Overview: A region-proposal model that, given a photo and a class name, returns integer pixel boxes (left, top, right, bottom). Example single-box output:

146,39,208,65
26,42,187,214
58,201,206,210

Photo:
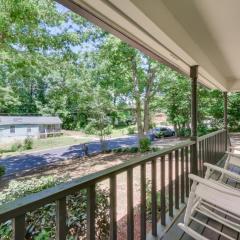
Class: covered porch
1,0,240,239
163,138,240,240
0,129,230,239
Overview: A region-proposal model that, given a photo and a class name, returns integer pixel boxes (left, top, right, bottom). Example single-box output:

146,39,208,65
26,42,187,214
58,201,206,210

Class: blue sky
53,2,103,53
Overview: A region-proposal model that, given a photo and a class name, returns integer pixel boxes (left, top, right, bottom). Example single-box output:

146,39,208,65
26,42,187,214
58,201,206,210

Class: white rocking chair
204,162,240,186
224,151,240,169
178,174,240,240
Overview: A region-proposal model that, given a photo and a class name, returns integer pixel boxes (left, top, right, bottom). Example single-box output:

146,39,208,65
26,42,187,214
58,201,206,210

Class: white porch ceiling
64,0,240,92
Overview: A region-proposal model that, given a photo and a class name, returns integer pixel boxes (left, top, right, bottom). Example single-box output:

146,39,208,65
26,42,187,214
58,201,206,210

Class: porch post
223,92,228,150
190,65,198,175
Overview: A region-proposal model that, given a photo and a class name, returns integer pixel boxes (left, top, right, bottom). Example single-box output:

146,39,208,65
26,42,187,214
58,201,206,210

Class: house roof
0,116,62,126
63,0,240,91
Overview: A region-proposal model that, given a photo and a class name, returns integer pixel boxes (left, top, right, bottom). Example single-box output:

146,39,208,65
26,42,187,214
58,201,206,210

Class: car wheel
172,132,175,136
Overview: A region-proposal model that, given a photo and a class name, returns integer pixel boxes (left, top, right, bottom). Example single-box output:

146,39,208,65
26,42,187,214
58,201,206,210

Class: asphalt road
0,135,139,175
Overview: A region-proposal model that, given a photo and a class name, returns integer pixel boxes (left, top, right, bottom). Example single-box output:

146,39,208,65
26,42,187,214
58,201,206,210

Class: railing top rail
0,139,194,222
197,129,226,141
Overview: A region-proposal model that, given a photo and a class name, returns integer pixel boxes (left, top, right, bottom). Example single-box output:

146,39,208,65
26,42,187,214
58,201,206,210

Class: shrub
123,147,130,152
0,175,110,240
0,165,5,177
0,148,13,154
127,126,135,135
129,147,139,153
139,137,151,152
113,148,123,153
24,137,33,150
155,131,164,138
10,142,22,152
178,127,191,137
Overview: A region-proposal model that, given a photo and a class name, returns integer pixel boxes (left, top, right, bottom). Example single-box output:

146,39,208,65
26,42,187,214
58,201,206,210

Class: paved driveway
0,136,139,175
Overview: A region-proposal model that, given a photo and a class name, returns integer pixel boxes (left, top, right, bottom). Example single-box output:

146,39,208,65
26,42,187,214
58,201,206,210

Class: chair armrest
204,163,240,181
226,151,240,158
229,145,240,149
189,174,240,197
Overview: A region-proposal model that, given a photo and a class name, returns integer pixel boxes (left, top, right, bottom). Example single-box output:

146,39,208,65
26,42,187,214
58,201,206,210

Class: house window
27,127,31,133
10,125,15,134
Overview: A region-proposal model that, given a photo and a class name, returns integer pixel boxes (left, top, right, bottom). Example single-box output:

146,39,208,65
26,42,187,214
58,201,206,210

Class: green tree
98,36,169,139
159,73,191,135
84,87,113,150
0,86,19,113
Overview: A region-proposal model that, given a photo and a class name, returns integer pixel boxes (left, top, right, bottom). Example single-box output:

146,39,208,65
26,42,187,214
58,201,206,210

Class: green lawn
111,125,136,138
32,136,94,150
0,127,134,156
0,135,95,156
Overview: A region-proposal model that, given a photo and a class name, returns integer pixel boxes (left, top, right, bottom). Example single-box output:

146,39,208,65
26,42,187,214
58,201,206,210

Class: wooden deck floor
161,143,240,240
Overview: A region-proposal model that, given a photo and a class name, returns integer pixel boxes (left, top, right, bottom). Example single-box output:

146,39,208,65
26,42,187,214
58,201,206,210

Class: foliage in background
0,175,110,239
228,93,240,131
1,0,239,140
127,126,136,135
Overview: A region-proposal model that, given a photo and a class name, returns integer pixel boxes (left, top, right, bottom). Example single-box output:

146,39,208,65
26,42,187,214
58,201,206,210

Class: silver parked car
153,127,175,137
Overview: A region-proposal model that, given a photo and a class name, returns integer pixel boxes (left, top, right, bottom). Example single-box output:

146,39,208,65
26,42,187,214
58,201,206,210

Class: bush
113,148,123,153
178,127,191,137
0,148,12,154
0,165,5,177
127,126,135,135
139,137,151,153
155,131,164,138
123,147,130,152
0,175,110,240
24,137,33,150
129,147,139,153
10,142,22,152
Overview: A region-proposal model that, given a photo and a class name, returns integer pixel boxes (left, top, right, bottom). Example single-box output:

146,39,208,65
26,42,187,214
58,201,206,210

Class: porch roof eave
59,0,240,92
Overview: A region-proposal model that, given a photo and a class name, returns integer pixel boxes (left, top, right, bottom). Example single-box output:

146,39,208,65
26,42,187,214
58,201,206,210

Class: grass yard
32,135,94,150
110,125,136,138
0,135,95,156
0,126,135,156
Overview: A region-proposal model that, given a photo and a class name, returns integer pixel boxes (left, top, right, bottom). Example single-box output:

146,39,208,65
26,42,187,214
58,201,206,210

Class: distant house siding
0,125,62,144
0,124,40,138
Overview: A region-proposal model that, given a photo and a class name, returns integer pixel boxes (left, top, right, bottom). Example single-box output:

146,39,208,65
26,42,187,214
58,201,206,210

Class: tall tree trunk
143,65,155,133
131,58,144,139
136,100,144,139
143,98,150,133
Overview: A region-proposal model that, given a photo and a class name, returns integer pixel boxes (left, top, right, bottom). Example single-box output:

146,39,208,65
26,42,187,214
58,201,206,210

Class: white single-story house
0,116,62,143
